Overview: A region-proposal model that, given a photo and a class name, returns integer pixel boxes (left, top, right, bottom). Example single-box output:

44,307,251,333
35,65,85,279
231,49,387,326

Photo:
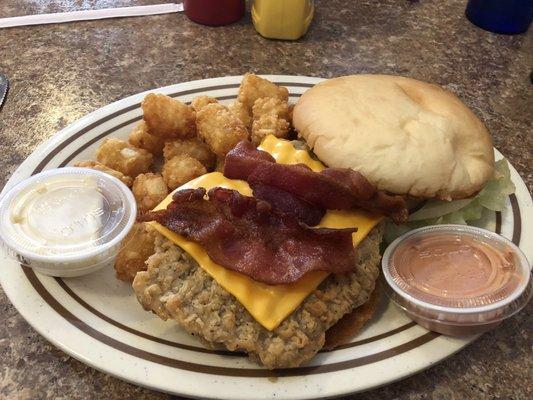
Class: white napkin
0,3,184,29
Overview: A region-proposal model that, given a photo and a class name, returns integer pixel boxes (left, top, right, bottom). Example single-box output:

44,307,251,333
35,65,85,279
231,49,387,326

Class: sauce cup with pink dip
382,225,531,336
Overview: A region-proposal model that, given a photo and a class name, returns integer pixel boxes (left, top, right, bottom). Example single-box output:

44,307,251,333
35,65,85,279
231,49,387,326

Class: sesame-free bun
293,75,495,200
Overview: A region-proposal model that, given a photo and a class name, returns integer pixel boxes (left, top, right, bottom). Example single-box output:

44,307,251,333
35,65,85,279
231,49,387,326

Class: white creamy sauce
9,176,104,254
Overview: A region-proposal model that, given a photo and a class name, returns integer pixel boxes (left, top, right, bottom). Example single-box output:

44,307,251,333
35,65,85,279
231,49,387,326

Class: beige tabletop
0,1,532,399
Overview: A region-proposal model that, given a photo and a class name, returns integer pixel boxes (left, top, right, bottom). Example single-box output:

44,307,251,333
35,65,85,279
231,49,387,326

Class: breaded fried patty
133,224,383,369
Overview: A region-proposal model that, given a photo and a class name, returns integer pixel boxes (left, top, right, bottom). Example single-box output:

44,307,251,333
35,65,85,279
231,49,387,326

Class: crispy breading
251,98,291,146
163,138,216,170
95,138,153,178
115,223,157,282
237,73,289,115
252,116,291,146
191,95,218,112
196,103,248,157
128,121,165,156
162,155,207,190
74,160,133,187
253,97,290,120
233,74,289,134
132,173,169,213
228,100,252,129
142,93,196,139
133,224,383,369
323,286,380,350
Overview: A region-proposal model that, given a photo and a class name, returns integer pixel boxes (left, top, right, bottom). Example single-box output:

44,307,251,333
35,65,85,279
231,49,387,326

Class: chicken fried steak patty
133,223,383,369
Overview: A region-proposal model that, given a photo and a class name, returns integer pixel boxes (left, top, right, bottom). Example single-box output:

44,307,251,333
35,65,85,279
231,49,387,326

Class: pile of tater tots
74,74,293,282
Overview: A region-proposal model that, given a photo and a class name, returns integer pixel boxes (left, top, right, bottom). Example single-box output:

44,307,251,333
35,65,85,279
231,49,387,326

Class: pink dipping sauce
392,234,520,305
382,225,531,336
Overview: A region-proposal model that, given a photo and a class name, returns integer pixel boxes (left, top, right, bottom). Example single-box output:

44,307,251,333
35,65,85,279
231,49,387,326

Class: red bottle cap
184,0,245,26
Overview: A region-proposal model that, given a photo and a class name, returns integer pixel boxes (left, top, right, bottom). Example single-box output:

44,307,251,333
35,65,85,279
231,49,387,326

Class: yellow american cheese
149,136,382,330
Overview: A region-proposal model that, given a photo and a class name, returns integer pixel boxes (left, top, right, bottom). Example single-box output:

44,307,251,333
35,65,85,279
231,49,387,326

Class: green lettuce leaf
384,159,515,243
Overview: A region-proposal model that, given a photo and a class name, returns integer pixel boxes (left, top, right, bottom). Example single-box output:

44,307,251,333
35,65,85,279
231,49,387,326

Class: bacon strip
141,187,357,284
250,183,325,226
224,141,408,223
247,162,357,209
223,140,275,181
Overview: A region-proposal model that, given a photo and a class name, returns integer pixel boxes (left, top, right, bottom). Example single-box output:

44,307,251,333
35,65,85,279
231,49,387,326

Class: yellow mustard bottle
252,0,315,40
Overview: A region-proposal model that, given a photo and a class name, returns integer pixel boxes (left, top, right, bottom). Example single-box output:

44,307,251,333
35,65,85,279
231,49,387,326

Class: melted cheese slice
149,136,382,330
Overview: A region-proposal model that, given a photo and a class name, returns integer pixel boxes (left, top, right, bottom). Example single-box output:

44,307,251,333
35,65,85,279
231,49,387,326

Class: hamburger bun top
293,75,495,200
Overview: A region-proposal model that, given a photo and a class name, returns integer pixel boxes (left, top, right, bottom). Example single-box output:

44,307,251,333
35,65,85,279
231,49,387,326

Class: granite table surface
0,0,531,399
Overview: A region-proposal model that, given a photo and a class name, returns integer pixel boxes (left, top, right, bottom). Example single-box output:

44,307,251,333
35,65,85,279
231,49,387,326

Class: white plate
1,75,531,400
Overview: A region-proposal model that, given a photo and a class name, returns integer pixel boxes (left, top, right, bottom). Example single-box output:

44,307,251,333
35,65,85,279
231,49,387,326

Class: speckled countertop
0,0,532,399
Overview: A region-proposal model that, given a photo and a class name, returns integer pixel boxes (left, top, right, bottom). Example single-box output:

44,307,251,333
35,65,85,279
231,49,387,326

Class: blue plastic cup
466,0,532,34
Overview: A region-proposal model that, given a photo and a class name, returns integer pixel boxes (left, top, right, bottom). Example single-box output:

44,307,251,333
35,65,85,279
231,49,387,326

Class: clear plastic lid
382,225,531,321
0,167,136,265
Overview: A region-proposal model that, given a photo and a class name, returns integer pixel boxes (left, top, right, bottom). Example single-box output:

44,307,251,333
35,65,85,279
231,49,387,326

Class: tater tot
196,103,249,157
74,160,133,187
142,93,196,139
114,222,156,282
252,115,291,146
162,155,207,190
128,120,165,156
191,95,218,112
237,73,289,115
252,97,290,120
228,100,252,129
132,173,169,213
96,138,153,178
163,138,216,170
251,97,291,146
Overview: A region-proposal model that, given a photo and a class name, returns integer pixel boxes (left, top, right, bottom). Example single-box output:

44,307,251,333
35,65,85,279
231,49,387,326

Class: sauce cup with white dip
0,167,136,277
382,225,531,336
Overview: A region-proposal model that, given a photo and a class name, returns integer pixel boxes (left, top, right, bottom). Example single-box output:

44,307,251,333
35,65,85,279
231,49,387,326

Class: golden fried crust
323,286,380,350
252,117,291,146
115,223,156,282
253,97,290,120
95,139,153,178
196,103,249,157
228,100,252,129
74,160,133,187
251,98,291,146
132,173,169,213
133,224,383,368
163,138,216,170
128,121,165,156
191,96,218,112
162,155,207,190
237,73,289,114
142,93,196,139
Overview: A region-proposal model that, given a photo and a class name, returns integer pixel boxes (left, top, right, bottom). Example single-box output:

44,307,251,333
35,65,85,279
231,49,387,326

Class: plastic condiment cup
0,168,136,277
381,225,531,336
